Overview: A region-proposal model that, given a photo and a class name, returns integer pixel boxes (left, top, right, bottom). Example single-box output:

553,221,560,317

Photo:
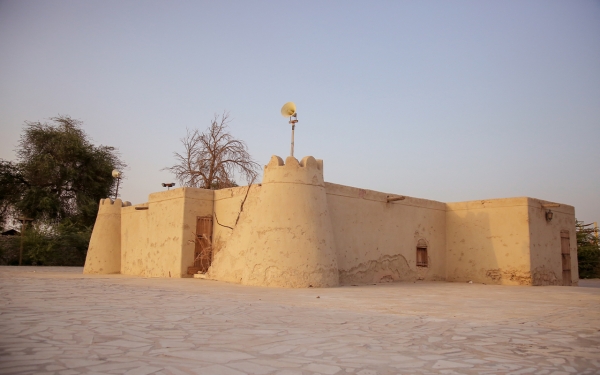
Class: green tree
14,116,125,226
0,160,25,230
0,115,126,265
577,220,600,279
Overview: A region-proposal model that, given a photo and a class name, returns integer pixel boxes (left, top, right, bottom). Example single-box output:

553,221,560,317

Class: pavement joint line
0,266,599,375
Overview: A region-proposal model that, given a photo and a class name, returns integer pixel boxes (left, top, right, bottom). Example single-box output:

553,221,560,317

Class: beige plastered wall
325,183,447,285
446,198,532,285
209,185,261,284
209,179,447,286
121,188,213,278
445,197,577,286
527,199,578,286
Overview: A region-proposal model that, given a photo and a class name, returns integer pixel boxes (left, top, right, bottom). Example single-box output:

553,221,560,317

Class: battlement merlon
262,155,325,186
97,198,131,214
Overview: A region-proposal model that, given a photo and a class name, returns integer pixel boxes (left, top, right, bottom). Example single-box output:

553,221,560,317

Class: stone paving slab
1,267,599,375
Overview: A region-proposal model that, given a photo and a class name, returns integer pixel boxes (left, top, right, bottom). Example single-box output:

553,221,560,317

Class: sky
0,0,599,224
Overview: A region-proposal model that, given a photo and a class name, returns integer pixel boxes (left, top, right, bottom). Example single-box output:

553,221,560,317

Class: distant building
84,155,578,287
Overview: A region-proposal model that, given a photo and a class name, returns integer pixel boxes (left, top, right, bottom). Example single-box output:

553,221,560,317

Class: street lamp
162,183,175,190
112,169,122,199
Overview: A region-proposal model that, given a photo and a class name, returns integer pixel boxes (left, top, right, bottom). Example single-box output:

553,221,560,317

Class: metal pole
290,123,295,157
114,177,120,200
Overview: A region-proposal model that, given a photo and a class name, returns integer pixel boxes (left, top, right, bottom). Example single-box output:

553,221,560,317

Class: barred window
416,239,428,267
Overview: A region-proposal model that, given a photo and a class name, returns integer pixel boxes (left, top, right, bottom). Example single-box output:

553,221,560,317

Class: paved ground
1,267,599,375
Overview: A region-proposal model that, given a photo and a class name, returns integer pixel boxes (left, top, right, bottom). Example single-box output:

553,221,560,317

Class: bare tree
166,113,259,190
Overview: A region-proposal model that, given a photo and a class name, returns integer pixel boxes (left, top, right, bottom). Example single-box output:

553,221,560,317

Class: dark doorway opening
561,230,571,286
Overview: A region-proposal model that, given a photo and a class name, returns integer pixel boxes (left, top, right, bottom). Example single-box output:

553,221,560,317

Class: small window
417,247,428,267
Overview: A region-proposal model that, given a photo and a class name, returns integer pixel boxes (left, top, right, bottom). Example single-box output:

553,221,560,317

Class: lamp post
112,169,122,199
16,217,33,266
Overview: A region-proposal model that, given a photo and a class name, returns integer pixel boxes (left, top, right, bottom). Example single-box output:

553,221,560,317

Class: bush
0,221,91,266
578,246,600,279
0,235,20,265
577,220,600,279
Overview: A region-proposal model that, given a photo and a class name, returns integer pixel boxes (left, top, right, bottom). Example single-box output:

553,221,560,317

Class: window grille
417,247,428,267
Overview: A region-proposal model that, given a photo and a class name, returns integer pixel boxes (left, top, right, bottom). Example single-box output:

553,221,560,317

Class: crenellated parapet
98,198,131,211
262,155,325,186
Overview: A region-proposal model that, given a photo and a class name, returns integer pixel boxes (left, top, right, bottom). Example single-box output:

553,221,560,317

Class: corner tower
208,155,339,287
83,198,128,274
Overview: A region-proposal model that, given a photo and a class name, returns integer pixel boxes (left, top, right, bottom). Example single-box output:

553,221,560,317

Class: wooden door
187,216,213,275
561,231,571,286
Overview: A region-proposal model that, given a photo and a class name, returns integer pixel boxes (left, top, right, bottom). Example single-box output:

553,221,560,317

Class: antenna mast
289,113,298,157
281,102,298,157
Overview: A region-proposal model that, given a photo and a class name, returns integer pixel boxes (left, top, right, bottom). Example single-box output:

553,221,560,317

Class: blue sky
1,0,599,223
